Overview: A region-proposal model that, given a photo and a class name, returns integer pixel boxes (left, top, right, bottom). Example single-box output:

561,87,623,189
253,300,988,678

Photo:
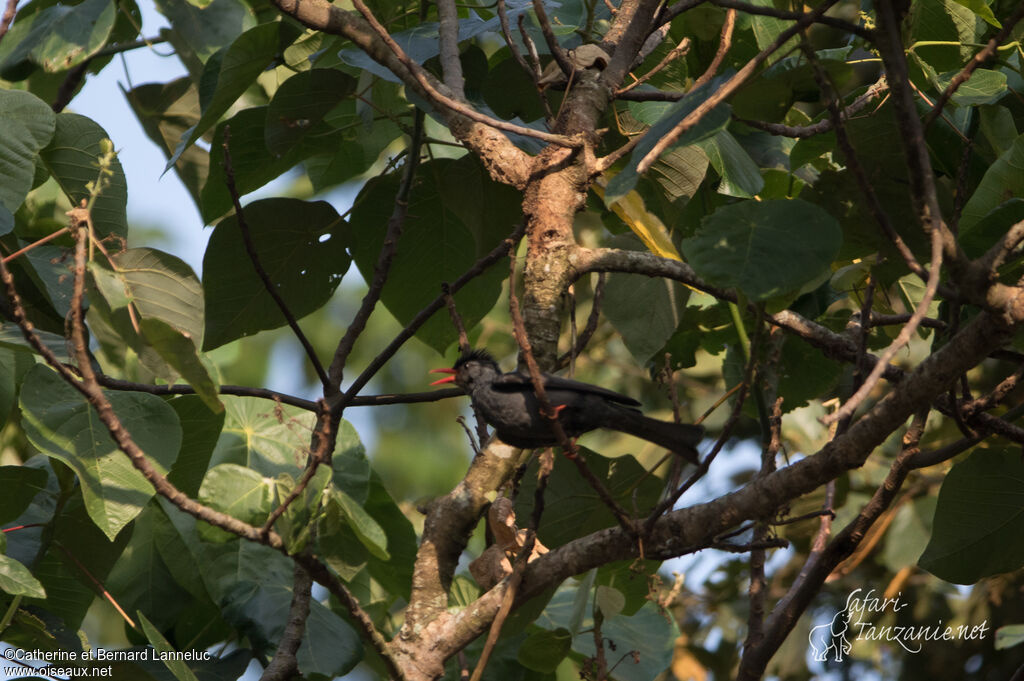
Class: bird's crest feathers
453,348,498,369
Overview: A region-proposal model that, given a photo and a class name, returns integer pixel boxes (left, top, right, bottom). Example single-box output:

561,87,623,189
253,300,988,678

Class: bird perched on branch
430,349,703,462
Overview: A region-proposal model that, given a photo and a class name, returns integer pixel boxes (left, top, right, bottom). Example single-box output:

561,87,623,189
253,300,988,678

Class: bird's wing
491,371,641,406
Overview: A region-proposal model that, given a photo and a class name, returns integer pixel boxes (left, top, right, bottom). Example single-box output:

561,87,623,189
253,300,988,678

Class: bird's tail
609,407,704,463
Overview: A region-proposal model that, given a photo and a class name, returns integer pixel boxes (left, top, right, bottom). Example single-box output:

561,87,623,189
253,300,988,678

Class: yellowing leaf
593,178,681,260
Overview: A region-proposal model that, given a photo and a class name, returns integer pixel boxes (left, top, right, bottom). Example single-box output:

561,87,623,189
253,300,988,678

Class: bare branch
531,0,574,81
735,76,888,139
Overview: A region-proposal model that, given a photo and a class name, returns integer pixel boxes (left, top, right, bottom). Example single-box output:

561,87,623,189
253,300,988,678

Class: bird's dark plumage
431,350,703,462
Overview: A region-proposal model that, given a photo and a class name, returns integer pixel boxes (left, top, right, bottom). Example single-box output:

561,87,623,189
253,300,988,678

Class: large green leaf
154,0,256,63
89,248,219,407
203,198,347,349
19,364,182,540
960,134,1024,231
0,554,46,598
40,113,128,239
138,611,200,681
167,395,226,497
608,78,732,204
124,78,208,210
208,396,317,477
696,130,765,198
207,541,363,676
349,156,520,353
0,90,55,213
0,0,116,77
603,239,690,363
200,108,324,223
919,448,1024,584
167,23,280,167
197,463,273,541
106,503,193,631
0,465,49,525
682,199,842,301
264,68,356,155
328,487,389,560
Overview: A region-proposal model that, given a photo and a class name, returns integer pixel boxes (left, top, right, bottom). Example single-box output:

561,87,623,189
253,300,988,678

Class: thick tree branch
436,0,465,98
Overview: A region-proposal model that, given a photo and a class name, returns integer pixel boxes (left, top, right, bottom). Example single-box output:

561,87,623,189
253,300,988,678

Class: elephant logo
808,609,852,662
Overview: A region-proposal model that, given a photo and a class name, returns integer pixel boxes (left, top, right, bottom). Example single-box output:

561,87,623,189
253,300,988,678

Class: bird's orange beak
429,368,457,386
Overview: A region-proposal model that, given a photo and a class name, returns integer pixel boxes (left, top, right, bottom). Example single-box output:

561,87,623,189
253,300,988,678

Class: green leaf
959,198,1024,260
349,156,520,353
950,0,1000,27
696,129,765,198
141,318,222,411
197,464,273,541
40,113,128,239
329,488,389,560
200,108,323,223
275,465,332,552
919,448,1024,584
106,504,192,630
138,611,200,681
0,323,68,362
995,624,1024,650
167,396,226,497
19,365,182,540
124,78,208,210
937,68,1006,105
209,396,316,477
0,0,116,76
0,90,56,213
979,105,1017,155
608,79,732,204
167,23,280,167
0,465,49,525
517,627,572,672
154,0,256,63
960,134,1024,231
209,541,363,677
603,240,690,363
682,199,842,301
595,585,625,619
264,68,356,155
202,198,347,349
0,554,46,598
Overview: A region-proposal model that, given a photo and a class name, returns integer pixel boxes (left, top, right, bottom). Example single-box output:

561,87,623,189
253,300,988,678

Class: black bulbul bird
430,350,703,463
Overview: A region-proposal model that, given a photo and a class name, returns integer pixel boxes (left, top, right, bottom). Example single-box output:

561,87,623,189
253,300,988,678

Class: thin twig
350,0,577,147
923,2,1024,130
497,0,533,77
615,37,691,94
554,273,605,370
628,0,842,174
259,405,333,537
328,112,425,390
531,0,574,81
708,0,870,39
735,76,888,139
1,227,70,264
691,8,735,90
221,127,329,389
